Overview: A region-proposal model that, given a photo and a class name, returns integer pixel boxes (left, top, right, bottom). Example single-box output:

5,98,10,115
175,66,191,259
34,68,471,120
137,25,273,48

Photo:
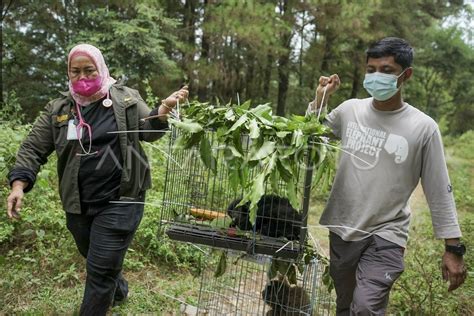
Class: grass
0,236,201,314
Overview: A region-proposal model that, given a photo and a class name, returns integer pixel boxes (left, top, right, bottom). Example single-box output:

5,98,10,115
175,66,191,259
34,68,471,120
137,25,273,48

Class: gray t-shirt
310,97,461,247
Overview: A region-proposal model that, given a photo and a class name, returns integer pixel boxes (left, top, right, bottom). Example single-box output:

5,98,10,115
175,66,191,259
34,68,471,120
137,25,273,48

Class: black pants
329,232,405,316
66,199,144,315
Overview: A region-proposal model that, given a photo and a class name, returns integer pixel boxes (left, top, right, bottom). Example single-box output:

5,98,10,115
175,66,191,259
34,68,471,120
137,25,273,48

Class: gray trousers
329,232,405,316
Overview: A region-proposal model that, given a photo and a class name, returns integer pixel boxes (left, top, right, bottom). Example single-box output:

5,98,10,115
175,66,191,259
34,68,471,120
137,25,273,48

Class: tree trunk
198,0,210,101
320,32,336,74
183,0,197,91
276,0,294,117
298,10,306,87
277,50,290,116
350,39,366,98
234,40,246,103
350,63,361,98
263,53,273,99
245,55,255,101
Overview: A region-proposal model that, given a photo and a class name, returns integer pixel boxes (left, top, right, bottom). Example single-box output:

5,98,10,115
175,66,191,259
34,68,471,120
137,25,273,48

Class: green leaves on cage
286,179,300,211
248,172,266,225
226,145,243,158
313,159,327,186
249,140,275,161
227,113,248,134
287,264,298,285
214,251,227,278
168,118,203,133
168,100,338,225
266,249,333,291
312,156,335,194
228,167,240,193
322,265,334,293
250,104,273,125
291,129,304,147
276,158,292,182
246,152,277,225
303,244,334,293
268,259,298,285
199,136,217,174
175,130,203,150
248,119,260,139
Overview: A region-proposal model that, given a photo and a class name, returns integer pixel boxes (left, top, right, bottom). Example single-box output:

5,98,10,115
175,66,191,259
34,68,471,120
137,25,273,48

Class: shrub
447,131,474,212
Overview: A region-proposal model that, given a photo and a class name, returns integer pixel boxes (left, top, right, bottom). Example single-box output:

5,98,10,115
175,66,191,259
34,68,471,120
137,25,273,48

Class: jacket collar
59,90,71,97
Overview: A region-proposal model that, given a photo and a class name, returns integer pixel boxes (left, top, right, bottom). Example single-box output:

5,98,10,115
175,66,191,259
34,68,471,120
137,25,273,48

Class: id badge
67,119,82,140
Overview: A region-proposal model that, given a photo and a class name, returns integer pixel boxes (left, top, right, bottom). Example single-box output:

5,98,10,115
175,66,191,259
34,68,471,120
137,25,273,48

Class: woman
6,43,188,314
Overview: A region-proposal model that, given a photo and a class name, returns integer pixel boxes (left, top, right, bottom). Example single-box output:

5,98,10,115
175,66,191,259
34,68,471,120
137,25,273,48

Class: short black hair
366,37,414,69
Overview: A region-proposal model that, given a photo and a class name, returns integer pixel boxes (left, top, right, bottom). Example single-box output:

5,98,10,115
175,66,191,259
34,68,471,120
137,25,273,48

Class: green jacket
9,83,167,214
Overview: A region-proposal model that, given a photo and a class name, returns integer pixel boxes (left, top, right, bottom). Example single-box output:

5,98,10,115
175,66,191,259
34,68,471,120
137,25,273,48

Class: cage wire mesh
160,128,316,259
196,252,333,315
159,127,335,314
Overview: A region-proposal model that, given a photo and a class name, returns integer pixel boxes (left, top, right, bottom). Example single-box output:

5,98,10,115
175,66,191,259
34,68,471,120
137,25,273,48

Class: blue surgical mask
363,70,406,101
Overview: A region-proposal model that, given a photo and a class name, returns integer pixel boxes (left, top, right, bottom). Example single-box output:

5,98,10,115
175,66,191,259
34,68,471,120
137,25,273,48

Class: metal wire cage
160,128,315,259
196,252,334,315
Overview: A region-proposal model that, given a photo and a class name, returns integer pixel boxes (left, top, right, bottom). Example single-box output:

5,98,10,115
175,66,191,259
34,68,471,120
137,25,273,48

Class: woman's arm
8,103,55,191
136,86,189,142
6,103,55,219
6,180,28,219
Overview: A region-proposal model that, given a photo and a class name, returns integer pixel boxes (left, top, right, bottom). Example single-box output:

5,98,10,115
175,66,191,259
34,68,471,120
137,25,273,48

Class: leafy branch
169,100,337,225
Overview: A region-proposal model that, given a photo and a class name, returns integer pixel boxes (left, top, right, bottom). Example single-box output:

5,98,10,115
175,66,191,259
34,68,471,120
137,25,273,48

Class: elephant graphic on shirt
383,134,409,163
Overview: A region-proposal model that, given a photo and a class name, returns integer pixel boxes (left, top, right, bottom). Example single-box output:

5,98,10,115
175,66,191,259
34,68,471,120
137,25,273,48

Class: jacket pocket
52,116,70,150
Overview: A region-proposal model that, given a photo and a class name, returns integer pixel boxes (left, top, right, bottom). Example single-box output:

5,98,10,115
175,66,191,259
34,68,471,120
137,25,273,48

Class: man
307,37,466,315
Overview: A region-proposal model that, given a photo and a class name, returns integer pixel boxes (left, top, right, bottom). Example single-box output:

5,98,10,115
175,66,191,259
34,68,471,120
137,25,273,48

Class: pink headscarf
68,44,116,106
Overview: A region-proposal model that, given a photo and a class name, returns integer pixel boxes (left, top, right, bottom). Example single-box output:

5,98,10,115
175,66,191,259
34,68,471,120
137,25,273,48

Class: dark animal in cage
227,195,302,241
262,278,311,316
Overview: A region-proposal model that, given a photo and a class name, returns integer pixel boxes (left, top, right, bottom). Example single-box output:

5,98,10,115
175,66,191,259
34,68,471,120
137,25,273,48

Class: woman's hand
6,180,28,219
158,85,189,118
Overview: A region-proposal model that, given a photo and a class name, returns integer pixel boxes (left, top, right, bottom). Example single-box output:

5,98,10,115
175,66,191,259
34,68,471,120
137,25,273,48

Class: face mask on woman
71,76,102,97
363,69,407,101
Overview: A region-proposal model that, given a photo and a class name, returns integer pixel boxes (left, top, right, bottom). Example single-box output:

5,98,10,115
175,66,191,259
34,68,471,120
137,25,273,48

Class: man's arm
306,74,343,140
442,238,466,291
420,128,466,291
306,74,341,114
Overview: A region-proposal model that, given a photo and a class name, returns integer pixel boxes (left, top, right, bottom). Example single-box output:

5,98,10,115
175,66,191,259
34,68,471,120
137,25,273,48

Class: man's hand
442,251,467,291
6,180,28,219
312,74,341,109
158,85,189,119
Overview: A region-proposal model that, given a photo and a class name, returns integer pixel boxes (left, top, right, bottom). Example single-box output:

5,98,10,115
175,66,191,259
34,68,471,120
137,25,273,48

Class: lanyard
74,101,94,156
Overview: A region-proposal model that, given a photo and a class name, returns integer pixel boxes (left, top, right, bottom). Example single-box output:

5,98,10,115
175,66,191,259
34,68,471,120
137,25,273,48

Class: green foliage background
2,0,473,134
1,0,473,314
